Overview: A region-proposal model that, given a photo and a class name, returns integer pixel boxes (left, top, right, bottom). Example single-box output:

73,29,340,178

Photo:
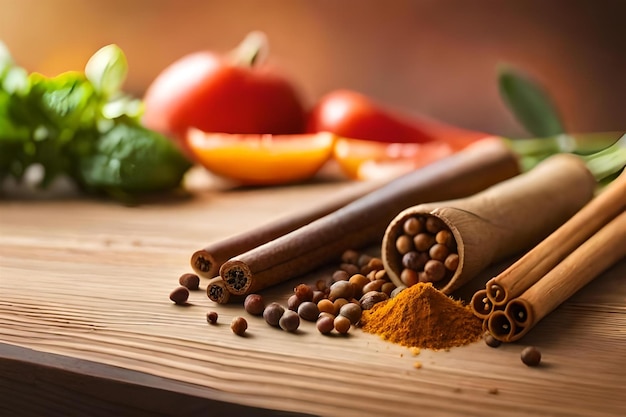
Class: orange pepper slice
186,129,335,185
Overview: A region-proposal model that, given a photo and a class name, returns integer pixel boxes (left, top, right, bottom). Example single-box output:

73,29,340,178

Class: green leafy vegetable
498,65,565,137
0,41,191,199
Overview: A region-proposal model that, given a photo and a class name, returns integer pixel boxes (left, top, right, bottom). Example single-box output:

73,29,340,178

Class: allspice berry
279,310,300,332
316,316,335,334
484,332,501,348
206,311,218,324
169,286,189,305
334,315,351,334
178,273,200,290
359,291,388,310
521,346,542,367
230,316,248,336
263,302,285,327
294,283,314,302
297,301,320,322
329,280,355,301
339,302,362,325
244,294,266,316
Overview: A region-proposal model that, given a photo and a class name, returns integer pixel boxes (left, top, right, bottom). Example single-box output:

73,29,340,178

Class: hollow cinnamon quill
480,168,626,311
190,180,384,278
381,153,596,295
220,138,520,296
488,210,626,342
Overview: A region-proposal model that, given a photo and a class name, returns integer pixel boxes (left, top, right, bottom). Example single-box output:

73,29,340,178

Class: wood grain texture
1,181,625,417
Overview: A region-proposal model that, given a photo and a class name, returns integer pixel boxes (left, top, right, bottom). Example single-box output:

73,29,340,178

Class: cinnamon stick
190,180,384,278
381,153,596,295
488,210,626,342
220,139,520,296
483,168,626,309
205,277,232,304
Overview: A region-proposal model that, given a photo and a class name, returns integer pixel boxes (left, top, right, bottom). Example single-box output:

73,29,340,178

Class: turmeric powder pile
360,283,483,350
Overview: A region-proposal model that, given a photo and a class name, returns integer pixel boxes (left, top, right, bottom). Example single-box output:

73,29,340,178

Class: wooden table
1,175,624,417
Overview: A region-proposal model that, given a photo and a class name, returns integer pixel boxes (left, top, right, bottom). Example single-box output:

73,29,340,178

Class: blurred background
1,0,624,138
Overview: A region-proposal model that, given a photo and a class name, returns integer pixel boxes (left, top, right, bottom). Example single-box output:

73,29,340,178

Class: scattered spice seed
359,291,388,310
341,249,360,265
279,310,300,332
287,294,302,311
316,316,335,334
484,332,502,348
244,294,266,316
413,361,423,369
206,311,218,324
339,302,362,325
329,280,355,301
178,273,200,290
230,316,248,336
521,346,542,366
169,286,189,305
263,302,285,327
488,387,499,395
317,298,335,315
294,283,314,302
333,315,351,334
298,301,320,322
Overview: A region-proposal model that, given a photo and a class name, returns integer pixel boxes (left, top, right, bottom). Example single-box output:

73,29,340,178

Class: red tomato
143,32,307,142
307,89,488,146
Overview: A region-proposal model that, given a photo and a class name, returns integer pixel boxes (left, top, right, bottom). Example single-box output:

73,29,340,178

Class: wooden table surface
1,174,624,417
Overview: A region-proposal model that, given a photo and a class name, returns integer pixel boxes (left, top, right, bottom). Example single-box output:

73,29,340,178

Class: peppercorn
298,301,320,322
413,233,435,252
178,273,200,290
230,316,247,336
316,316,335,334
263,302,285,327
332,298,350,316
359,291,389,310
244,294,266,316
349,273,370,297
287,294,302,311
169,286,189,305
357,253,373,268
317,298,335,315
312,290,326,304
429,243,449,262
484,332,501,348
402,251,428,271
279,310,300,332
395,235,414,255
339,263,360,276
341,249,360,265
400,268,419,287
206,311,218,324
521,346,542,366
294,283,314,302
381,282,396,296
403,216,423,235
444,253,460,271
424,259,446,282
339,302,362,325
362,279,385,294
329,280,355,301
435,229,454,247
425,216,443,234
334,315,351,334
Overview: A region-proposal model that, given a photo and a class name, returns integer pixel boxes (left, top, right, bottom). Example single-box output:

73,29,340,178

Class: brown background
1,0,624,137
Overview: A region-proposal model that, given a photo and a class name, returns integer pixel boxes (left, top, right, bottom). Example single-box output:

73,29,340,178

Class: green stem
503,132,626,181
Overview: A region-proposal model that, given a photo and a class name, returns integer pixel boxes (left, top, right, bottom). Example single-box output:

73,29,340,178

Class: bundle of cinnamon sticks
471,169,626,342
